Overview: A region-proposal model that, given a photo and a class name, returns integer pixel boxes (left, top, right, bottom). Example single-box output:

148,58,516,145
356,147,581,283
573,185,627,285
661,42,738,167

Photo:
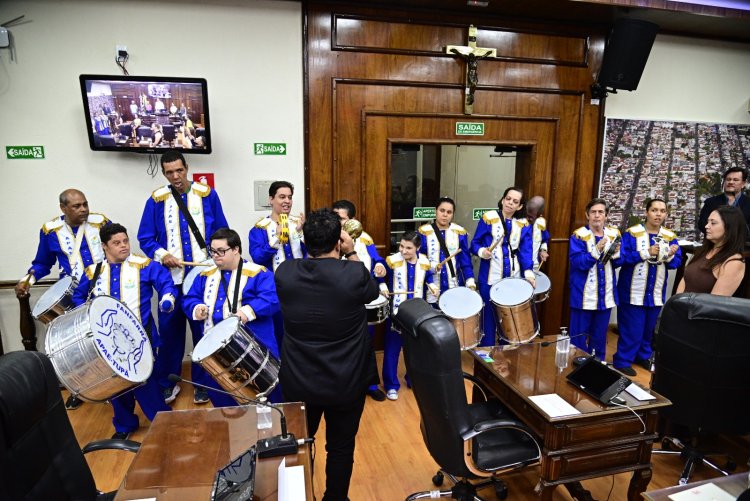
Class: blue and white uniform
568,225,622,358
418,222,475,299
470,210,534,346
614,224,682,369
378,253,436,392
519,216,550,271
73,255,176,434
183,260,281,406
137,181,229,394
350,230,385,275
249,214,306,348
20,213,109,285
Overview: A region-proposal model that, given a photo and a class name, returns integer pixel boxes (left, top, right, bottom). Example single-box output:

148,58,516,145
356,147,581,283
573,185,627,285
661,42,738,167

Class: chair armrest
82,438,140,454
462,372,489,402
461,418,532,441
460,419,541,477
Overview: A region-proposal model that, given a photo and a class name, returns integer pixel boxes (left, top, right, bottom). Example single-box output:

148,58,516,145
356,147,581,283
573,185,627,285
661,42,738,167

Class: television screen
79,74,211,154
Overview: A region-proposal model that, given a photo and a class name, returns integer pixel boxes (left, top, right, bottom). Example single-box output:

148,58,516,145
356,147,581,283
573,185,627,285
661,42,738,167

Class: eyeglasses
209,247,232,257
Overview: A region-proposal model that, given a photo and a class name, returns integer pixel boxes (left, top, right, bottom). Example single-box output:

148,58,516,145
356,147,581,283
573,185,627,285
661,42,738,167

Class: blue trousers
111,374,170,433
478,283,498,346
614,303,660,369
569,307,611,359
383,320,405,391
154,290,206,391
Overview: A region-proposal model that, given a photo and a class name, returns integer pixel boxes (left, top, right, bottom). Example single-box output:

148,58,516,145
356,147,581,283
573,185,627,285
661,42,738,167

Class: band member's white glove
480,247,492,259
465,278,477,291
159,294,175,313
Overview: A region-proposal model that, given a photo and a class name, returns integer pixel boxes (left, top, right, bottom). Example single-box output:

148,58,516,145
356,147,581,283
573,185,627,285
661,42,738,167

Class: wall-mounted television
79,74,211,154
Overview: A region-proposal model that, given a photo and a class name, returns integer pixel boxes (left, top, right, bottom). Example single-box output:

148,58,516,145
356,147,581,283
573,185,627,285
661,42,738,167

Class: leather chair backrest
396,299,474,477
652,293,750,435
0,351,97,500
162,124,176,140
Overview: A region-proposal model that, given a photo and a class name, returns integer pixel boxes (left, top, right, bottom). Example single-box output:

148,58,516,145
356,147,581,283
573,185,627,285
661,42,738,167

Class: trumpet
646,236,670,264
343,218,363,240
278,213,290,245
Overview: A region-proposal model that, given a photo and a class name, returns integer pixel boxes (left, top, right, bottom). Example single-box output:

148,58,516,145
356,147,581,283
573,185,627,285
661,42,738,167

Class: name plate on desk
210,445,257,501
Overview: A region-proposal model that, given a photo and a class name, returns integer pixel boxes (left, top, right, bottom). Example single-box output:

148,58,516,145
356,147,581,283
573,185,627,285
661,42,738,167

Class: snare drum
45,295,154,402
533,271,551,303
32,276,76,324
490,278,539,344
366,295,389,325
438,287,483,350
182,258,215,295
192,316,280,400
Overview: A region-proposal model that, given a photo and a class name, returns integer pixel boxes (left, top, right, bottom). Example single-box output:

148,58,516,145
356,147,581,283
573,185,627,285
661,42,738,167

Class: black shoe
617,366,637,377
111,431,130,440
65,395,83,410
635,357,653,370
367,388,386,401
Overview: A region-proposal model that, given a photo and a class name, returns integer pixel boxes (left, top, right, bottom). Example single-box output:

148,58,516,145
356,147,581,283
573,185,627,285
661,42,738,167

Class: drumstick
438,249,462,268
387,290,415,296
487,238,502,254
179,261,212,266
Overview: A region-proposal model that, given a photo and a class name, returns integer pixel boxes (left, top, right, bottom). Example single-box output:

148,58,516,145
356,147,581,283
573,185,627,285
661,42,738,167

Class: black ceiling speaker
597,18,659,92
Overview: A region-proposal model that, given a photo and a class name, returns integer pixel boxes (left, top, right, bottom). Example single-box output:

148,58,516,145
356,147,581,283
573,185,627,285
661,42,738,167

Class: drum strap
219,260,243,314
169,185,208,252
86,262,103,301
431,223,457,281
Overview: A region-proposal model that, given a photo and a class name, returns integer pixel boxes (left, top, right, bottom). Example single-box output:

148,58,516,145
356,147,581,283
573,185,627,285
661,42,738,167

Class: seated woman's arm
712,255,745,296
676,278,685,294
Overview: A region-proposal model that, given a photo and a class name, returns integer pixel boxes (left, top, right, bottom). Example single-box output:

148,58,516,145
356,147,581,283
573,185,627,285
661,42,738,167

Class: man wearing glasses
183,228,281,405
138,150,229,405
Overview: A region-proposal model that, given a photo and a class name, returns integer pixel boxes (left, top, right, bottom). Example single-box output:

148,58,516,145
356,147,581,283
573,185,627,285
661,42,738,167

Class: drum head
32,276,74,317
490,278,534,306
90,295,153,383
534,272,551,294
192,316,242,362
439,287,483,318
366,295,388,308
182,259,215,294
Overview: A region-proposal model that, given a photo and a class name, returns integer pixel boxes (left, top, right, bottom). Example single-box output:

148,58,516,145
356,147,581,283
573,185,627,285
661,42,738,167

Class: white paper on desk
667,482,735,501
278,457,306,501
625,383,656,401
529,394,581,417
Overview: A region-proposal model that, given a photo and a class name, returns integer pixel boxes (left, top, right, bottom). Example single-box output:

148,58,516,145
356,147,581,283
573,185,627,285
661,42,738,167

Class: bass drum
533,271,551,303
490,278,539,344
182,259,215,295
438,287,483,350
192,316,280,401
32,276,76,324
45,295,153,402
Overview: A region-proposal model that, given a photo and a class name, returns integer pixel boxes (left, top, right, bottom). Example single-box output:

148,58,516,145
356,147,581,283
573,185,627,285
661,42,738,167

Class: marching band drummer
378,231,438,401
614,198,682,376
16,188,110,410
568,198,622,360
418,197,476,301
332,199,389,402
73,223,174,439
470,187,535,346
521,196,550,271
138,150,229,405
249,180,306,349
183,228,282,406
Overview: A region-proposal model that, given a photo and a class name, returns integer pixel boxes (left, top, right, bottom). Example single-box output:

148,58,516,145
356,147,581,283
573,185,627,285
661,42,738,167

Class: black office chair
0,351,140,500
651,293,750,485
395,299,541,501
162,124,176,145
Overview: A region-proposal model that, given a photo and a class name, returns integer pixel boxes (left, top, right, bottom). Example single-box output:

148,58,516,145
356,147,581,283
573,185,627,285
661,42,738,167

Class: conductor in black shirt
275,208,379,501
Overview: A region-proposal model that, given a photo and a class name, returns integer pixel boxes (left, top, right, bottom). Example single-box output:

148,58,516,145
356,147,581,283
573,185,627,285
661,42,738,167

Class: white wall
0,0,303,352
605,34,750,124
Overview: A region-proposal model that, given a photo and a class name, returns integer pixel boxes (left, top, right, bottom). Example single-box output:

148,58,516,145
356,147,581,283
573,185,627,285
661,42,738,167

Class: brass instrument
278,213,290,245
343,218,363,240
600,234,621,265
646,236,670,264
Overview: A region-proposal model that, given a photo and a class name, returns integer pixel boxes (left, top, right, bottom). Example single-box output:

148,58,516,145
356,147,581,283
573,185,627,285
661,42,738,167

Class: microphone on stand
168,374,300,458
539,332,588,347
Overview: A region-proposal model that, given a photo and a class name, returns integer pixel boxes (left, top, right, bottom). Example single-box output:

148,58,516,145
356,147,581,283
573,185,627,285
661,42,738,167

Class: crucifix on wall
445,25,497,115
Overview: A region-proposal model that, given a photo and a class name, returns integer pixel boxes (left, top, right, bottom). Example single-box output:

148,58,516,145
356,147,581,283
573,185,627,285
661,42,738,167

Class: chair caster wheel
432,472,444,486
494,480,508,500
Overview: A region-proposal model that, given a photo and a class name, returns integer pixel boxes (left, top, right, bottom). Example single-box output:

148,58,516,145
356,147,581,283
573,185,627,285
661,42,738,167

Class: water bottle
256,397,272,430
555,327,570,369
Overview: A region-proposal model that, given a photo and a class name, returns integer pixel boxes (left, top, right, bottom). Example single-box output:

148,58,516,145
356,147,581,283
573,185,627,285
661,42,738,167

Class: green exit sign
254,143,287,155
455,122,485,136
472,208,494,220
413,207,436,219
6,145,45,159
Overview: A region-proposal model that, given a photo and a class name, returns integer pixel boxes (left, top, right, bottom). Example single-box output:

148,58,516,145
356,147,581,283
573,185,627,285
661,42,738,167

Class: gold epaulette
201,265,219,276
627,224,646,238
41,217,64,235
87,213,109,228
386,255,403,269
482,210,500,225
418,224,433,236
359,231,374,246
127,254,151,270
419,255,431,271
151,186,171,203
255,217,272,229
573,226,592,241
84,263,98,280
515,219,529,228
242,263,267,278
606,226,621,237
191,182,211,198
661,228,676,240
452,224,467,235
536,218,546,231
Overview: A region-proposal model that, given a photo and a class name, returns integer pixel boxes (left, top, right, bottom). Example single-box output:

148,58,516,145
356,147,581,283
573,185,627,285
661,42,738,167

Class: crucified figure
451,48,494,105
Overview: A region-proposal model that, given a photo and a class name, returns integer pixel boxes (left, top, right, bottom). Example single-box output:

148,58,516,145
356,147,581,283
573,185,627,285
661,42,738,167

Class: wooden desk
643,472,749,500
114,403,312,500
471,344,671,501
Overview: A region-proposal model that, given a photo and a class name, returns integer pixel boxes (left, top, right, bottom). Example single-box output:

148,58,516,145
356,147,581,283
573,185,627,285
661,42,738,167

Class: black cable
605,474,615,501
146,154,158,177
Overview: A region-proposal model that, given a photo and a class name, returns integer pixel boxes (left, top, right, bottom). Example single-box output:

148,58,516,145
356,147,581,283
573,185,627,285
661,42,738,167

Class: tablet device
566,357,631,404
210,445,257,501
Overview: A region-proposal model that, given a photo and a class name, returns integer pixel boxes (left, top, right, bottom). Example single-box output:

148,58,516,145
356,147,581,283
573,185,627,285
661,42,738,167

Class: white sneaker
163,385,181,404
386,389,398,401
